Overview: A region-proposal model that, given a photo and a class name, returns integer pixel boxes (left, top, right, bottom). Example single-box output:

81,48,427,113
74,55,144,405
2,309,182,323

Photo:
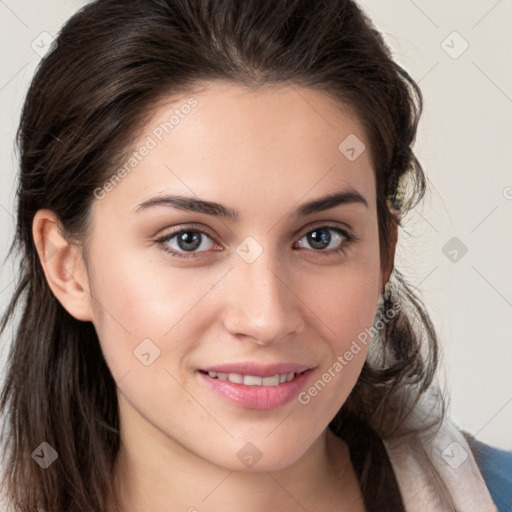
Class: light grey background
1,1,511,450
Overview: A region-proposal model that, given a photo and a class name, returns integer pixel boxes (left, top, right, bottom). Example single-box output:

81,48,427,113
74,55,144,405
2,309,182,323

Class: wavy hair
1,0,450,510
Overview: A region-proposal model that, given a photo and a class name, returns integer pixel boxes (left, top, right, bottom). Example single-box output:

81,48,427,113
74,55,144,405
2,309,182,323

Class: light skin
33,81,397,511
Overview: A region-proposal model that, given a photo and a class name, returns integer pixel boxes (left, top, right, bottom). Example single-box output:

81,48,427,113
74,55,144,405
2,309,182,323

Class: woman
0,0,510,511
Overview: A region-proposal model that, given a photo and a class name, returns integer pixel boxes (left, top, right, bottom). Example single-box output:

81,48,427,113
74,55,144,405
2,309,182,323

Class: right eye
155,228,221,259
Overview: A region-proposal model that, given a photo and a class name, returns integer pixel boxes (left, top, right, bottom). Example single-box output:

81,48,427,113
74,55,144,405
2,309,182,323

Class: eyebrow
134,187,368,220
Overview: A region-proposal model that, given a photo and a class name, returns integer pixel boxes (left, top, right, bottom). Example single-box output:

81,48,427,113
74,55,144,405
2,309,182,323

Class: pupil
308,229,331,249
178,231,201,251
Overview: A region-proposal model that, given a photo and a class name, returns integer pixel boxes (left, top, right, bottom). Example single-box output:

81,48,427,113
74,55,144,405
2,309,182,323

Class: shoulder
464,433,512,512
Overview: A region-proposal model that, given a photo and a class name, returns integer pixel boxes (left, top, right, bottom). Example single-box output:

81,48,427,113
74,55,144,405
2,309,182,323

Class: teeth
206,371,297,386
262,375,280,386
244,375,263,386
227,372,243,384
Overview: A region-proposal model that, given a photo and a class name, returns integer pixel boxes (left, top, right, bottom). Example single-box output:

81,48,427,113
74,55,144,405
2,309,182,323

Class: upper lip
199,362,314,377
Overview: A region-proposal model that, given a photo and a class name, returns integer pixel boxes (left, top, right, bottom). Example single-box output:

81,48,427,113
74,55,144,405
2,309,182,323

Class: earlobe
32,209,94,322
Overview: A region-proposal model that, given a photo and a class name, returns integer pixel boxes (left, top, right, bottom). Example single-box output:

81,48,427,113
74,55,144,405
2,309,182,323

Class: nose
221,252,305,345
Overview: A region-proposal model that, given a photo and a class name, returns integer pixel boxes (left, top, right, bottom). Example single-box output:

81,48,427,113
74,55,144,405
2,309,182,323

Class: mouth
198,369,309,386
197,367,315,410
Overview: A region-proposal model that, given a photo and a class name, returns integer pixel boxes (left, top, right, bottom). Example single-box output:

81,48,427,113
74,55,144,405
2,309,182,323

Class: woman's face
83,81,386,472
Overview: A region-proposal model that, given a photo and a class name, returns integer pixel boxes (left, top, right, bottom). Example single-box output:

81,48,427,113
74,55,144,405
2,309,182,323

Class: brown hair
1,0,449,510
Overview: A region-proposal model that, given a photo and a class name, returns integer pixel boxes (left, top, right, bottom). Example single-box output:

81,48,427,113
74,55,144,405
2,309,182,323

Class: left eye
295,227,350,251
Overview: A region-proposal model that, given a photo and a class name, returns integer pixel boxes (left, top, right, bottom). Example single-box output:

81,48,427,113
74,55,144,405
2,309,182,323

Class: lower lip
197,369,314,410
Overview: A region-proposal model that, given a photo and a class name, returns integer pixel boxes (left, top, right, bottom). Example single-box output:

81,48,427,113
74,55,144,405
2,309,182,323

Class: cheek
298,244,381,345
88,247,225,381
294,249,381,405
305,275,378,335
295,286,378,423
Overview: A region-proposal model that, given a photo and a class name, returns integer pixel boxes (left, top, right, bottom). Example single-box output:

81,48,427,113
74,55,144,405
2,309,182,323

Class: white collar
384,388,497,511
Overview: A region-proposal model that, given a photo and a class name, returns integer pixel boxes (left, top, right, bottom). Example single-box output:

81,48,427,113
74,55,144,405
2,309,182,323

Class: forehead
98,81,375,214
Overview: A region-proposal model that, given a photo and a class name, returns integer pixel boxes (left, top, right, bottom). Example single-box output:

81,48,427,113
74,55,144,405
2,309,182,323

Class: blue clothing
468,437,512,512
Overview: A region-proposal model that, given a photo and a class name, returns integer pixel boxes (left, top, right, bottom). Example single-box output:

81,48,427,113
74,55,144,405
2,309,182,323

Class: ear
380,211,399,290
32,209,93,322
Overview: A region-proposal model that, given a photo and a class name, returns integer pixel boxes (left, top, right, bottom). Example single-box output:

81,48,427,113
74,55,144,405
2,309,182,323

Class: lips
197,367,315,409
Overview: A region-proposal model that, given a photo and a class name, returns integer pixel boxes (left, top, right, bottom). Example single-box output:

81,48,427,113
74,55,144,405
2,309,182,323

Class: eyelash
154,225,357,260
